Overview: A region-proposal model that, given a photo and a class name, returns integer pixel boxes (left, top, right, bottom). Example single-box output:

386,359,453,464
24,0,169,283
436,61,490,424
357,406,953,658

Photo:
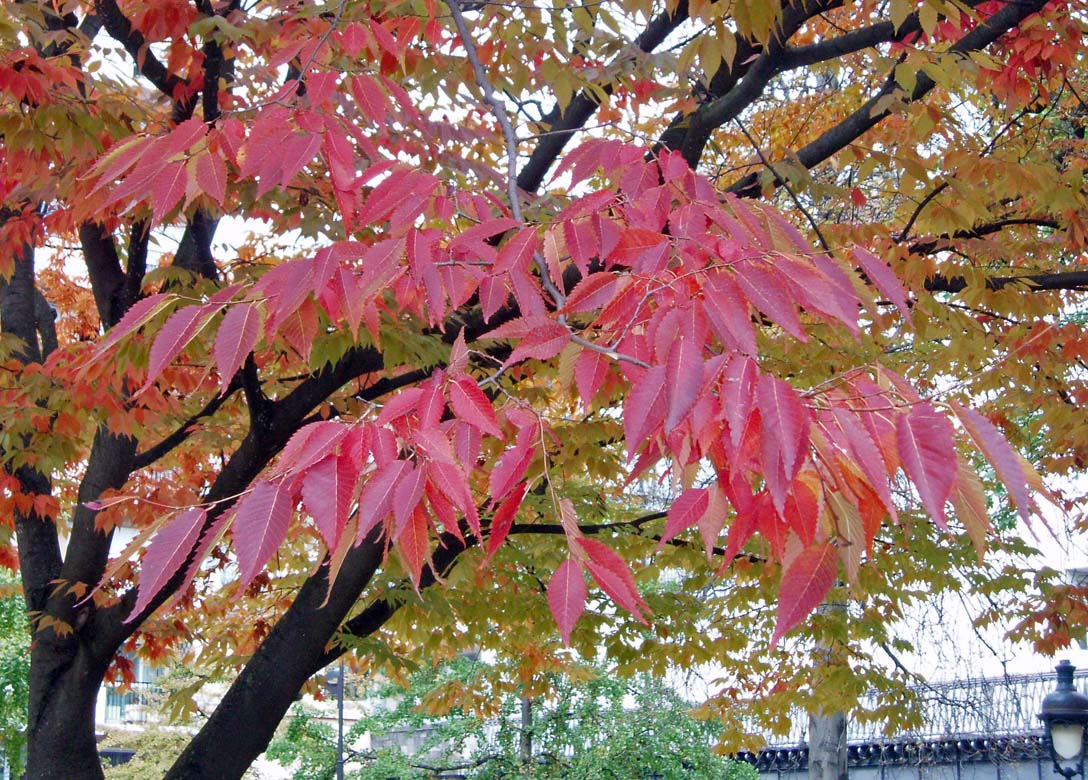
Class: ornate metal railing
768,667,1088,747
103,680,161,724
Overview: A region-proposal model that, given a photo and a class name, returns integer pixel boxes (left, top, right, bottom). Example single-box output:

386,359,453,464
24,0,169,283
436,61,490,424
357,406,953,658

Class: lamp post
1039,661,1088,779
325,660,346,780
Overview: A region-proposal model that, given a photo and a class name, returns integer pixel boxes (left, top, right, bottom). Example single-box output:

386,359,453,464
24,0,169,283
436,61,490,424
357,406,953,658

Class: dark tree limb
79,223,126,327
93,0,191,114
516,0,692,194
726,0,1050,197
926,269,1088,294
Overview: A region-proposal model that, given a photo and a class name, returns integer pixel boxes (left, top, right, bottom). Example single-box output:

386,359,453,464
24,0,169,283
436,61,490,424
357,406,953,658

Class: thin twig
444,0,567,307
733,118,831,253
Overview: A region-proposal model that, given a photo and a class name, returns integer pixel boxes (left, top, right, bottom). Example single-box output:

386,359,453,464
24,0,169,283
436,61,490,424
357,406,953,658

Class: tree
268,659,757,780
0,573,30,775
1,1,1086,779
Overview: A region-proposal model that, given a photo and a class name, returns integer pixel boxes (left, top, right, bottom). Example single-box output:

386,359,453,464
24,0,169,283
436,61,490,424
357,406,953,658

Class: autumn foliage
1,1,1086,779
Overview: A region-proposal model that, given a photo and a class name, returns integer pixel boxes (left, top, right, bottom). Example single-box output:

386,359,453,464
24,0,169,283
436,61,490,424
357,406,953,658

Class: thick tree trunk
25,638,107,780
163,534,385,780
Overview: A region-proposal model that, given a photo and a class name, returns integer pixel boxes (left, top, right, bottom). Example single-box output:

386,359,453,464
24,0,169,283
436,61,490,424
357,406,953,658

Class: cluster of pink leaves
88,118,1038,646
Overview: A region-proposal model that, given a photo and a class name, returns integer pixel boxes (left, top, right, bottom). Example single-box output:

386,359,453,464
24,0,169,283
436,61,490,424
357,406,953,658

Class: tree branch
516,0,692,194
93,0,191,112
727,0,1049,197
925,269,1088,294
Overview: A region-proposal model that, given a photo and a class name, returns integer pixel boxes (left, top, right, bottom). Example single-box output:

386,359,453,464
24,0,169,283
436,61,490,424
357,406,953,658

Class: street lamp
325,660,346,780
1039,661,1088,779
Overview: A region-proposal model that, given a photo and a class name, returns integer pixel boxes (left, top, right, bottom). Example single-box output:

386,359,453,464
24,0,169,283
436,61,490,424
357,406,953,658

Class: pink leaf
624,365,667,459
505,323,570,367
852,247,913,325
574,348,610,412
488,423,537,502
427,460,481,537
138,304,215,395
196,152,228,207
88,293,174,362
561,272,619,315
482,480,527,566
733,262,807,341
771,542,837,647
126,507,207,623
215,302,263,395
392,462,426,539
232,480,294,588
547,556,587,645
896,403,957,528
665,337,703,433
952,402,1033,523
757,374,810,512
449,376,503,438
659,487,709,548
579,537,649,623
301,454,360,551
397,505,430,587
275,421,350,479
356,460,410,542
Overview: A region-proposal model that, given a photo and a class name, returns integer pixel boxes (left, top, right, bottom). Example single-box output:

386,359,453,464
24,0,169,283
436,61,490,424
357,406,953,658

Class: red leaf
488,423,537,501
232,480,294,588
896,403,957,528
275,131,322,192
624,365,667,459
323,123,356,191
392,462,426,538
665,336,703,433
493,227,537,276
448,329,469,375
301,454,360,551
195,151,227,207
720,355,758,449
547,556,587,645
482,480,527,566
852,247,913,325
428,459,481,537
506,323,570,367
397,504,430,587
659,487,709,548
449,376,503,438
358,170,438,229
350,74,390,124
159,117,207,158
579,537,649,622
757,374,810,513
138,303,217,395
215,302,263,395
275,421,350,479
829,407,897,523
86,293,174,365
733,262,807,341
356,460,410,541
150,161,188,226
574,348,610,411
561,272,619,315
704,274,757,355
126,507,207,623
606,228,669,270
771,542,838,647
952,402,1033,523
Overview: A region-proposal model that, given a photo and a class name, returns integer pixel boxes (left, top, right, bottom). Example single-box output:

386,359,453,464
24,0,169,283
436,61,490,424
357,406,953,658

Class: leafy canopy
1,0,1086,778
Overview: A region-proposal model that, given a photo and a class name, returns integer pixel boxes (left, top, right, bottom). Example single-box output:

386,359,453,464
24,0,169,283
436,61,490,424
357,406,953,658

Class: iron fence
769,668,1088,747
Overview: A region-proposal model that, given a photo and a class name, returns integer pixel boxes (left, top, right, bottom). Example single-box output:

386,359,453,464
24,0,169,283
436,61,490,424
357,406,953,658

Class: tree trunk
25,638,107,780
519,697,533,766
808,709,847,780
